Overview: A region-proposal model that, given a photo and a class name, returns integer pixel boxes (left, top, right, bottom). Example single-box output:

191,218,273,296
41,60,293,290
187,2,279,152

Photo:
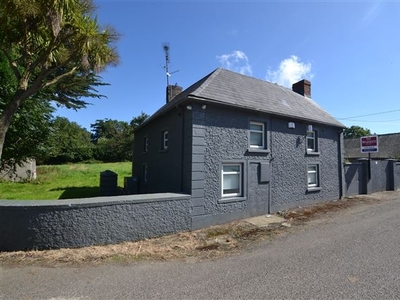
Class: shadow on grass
50,187,100,199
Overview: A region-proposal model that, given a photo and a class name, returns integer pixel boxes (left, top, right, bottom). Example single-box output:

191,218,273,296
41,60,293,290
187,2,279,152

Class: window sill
247,148,270,154
306,151,320,156
159,149,169,153
307,187,322,192
218,196,247,204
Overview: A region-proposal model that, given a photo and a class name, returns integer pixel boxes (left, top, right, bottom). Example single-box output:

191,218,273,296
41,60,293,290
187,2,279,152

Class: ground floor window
222,163,242,197
307,164,320,188
142,164,148,183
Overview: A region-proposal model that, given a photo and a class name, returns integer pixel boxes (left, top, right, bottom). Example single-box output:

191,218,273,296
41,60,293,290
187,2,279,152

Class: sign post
360,135,379,180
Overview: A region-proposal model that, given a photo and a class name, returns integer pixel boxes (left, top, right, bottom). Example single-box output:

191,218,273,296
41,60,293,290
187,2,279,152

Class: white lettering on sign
360,136,379,153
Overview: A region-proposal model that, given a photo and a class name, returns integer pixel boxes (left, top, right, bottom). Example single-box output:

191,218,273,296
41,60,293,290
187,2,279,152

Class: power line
342,118,400,123
337,108,400,120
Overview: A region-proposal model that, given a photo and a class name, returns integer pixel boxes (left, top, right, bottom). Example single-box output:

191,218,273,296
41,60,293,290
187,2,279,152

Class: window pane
223,174,239,190
307,165,318,187
308,173,317,185
250,123,263,131
307,137,315,150
223,165,240,173
222,164,242,196
250,132,263,146
308,165,317,172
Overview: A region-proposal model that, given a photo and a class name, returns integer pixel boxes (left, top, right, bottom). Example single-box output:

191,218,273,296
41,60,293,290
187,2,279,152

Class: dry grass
0,222,281,266
279,194,383,224
0,194,386,267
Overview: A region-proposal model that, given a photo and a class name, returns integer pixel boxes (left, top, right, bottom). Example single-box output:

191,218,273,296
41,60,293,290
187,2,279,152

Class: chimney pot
292,79,311,98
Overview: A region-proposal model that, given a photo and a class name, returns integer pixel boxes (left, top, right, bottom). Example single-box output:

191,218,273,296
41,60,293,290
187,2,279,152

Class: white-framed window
249,121,265,148
162,130,168,150
306,130,318,152
142,164,148,183
307,164,319,188
221,164,242,197
143,137,149,152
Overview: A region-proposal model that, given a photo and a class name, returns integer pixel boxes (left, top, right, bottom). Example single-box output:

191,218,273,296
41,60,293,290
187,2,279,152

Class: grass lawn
0,162,132,200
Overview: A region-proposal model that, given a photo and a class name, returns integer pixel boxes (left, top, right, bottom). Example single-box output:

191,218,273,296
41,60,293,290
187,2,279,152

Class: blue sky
56,0,400,135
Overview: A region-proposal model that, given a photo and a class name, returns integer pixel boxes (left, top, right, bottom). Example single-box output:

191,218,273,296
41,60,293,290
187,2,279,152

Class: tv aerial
162,43,179,87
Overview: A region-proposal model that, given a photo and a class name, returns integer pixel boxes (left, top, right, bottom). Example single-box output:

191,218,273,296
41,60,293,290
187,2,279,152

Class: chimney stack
292,79,311,98
166,84,183,103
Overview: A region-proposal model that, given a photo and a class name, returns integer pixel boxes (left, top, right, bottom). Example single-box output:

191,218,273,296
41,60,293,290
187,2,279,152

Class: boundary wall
0,193,191,251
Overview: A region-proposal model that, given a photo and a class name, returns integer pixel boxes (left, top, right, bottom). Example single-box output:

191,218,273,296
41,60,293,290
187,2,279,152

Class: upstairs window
162,130,168,150
306,130,318,153
221,164,242,197
143,137,149,152
249,122,265,149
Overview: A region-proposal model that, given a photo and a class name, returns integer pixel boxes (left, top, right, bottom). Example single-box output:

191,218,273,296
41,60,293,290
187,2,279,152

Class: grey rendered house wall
133,108,185,194
270,118,342,211
191,103,342,228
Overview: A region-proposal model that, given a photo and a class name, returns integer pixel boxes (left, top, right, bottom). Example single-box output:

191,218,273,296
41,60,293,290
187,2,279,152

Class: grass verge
0,162,132,200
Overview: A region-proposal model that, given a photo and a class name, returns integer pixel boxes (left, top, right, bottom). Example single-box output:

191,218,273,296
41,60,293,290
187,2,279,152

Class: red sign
360,135,379,153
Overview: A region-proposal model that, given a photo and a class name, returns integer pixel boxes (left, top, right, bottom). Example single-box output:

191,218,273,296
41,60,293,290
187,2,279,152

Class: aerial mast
163,43,170,88
163,43,179,102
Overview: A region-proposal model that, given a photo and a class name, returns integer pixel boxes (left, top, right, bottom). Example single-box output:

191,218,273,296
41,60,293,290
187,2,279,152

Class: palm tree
0,0,119,160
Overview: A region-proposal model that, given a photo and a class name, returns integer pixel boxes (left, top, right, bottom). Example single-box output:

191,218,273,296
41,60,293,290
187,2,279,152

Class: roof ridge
192,68,222,95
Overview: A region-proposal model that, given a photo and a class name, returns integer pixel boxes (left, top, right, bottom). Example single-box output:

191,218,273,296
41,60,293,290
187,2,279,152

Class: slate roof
141,68,345,129
344,133,400,159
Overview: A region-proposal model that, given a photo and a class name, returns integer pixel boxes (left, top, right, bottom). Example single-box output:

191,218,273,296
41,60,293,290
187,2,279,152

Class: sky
55,0,400,135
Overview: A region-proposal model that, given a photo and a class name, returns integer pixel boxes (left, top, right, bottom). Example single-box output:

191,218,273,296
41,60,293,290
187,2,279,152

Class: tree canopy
0,0,119,161
343,125,372,139
41,117,93,164
90,112,149,162
0,51,54,166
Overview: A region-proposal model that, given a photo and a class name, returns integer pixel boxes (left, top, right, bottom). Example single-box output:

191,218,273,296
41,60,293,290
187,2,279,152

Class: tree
343,126,372,139
130,111,149,130
41,116,93,164
91,119,132,162
90,113,149,162
0,50,54,165
0,0,119,161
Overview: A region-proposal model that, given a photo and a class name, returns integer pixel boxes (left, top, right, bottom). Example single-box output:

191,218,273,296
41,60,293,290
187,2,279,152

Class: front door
247,162,270,217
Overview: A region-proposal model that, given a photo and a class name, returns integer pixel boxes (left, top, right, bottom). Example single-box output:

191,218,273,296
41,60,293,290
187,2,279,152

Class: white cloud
216,50,253,76
266,55,312,88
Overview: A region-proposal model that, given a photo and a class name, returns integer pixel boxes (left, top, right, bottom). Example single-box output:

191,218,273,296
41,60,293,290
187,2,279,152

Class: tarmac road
2,193,400,300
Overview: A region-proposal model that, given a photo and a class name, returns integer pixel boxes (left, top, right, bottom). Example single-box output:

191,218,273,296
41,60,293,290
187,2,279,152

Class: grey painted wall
344,163,364,196
395,162,400,190
134,101,343,228
367,160,392,193
193,103,342,225
344,159,399,195
133,107,186,194
0,194,191,251
270,118,342,211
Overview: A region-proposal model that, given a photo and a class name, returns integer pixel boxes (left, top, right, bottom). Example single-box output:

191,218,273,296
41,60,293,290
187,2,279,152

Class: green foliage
0,52,54,164
90,113,148,162
2,99,54,161
343,125,372,139
0,0,119,160
0,162,132,200
91,119,132,162
41,116,94,164
130,111,149,129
